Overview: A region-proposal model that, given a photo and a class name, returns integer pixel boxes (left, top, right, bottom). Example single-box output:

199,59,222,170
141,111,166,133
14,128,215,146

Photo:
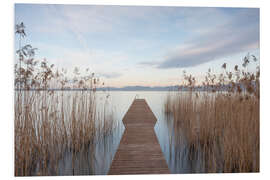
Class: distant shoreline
14,89,180,92
14,84,245,92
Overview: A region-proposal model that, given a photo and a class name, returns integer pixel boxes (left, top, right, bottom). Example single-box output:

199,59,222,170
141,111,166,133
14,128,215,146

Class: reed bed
15,89,118,176
164,55,259,173
14,23,119,176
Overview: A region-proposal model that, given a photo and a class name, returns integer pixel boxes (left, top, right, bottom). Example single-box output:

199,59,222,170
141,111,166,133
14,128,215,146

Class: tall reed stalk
14,22,117,176
164,55,259,173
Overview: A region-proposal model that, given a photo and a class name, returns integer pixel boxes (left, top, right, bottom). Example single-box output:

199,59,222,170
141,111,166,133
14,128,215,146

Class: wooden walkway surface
108,99,170,175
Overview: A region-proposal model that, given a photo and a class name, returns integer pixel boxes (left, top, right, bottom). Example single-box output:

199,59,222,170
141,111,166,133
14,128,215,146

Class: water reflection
17,90,257,175
30,91,203,175
104,91,205,174
57,126,124,175
146,92,204,173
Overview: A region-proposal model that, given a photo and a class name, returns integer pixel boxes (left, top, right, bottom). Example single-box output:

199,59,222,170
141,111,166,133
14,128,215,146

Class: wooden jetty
108,99,170,175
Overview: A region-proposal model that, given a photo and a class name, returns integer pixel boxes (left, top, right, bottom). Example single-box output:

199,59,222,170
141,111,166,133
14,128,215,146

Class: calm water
91,91,202,174
17,90,257,175
18,90,201,175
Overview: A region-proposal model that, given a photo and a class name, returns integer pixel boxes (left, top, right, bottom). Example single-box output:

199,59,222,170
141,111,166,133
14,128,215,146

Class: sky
14,4,260,87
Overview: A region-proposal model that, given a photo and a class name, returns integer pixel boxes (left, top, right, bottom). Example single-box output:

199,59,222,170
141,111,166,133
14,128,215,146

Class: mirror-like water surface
93,91,200,174
15,90,201,175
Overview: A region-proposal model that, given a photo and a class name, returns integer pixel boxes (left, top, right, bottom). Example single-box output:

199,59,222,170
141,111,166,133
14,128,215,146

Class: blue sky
14,4,259,87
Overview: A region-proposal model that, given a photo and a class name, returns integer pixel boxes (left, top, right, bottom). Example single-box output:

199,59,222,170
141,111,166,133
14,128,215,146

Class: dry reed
14,22,117,176
165,54,259,173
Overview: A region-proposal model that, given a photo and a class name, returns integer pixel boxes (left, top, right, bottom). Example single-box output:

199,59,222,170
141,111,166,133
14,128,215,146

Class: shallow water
16,90,259,175
16,90,202,175
93,91,202,174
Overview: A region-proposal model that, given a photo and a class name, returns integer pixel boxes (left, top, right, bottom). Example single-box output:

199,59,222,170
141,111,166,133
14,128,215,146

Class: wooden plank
108,99,170,175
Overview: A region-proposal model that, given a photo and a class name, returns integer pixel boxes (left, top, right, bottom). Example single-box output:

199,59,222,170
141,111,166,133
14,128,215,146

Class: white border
1,0,270,180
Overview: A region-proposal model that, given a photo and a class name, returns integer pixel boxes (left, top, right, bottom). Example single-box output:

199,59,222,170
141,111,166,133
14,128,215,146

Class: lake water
16,90,259,175
16,90,201,175
90,91,201,174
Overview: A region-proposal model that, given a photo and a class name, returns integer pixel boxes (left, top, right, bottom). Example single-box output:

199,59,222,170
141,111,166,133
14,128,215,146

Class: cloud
40,5,172,34
98,72,122,79
138,61,158,67
157,8,259,68
34,5,179,52
16,5,260,75
33,42,129,79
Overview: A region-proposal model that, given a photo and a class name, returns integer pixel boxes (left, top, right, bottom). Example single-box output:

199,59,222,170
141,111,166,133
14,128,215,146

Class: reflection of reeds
14,23,118,176
164,55,259,173
15,90,116,176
